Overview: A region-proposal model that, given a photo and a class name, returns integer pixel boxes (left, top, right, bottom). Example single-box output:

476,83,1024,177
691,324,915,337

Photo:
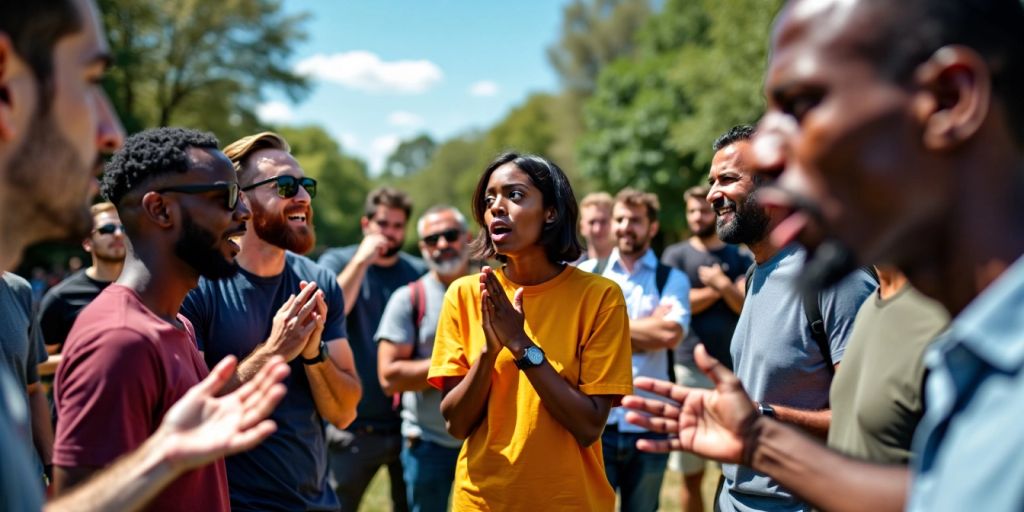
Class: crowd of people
2,0,1024,511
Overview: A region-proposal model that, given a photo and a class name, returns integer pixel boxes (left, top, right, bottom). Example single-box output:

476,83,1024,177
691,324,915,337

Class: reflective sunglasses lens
228,183,239,210
301,178,317,198
97,223,121,235
441,229,461,243
276,176,299,198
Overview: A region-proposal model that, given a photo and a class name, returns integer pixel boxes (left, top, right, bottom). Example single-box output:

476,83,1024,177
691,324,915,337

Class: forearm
380,358,432,394
718,281,745,314
306,359,361,428
762,403,831,438
223,345,277,394
520,359,609,447
440,350,497,439
337,261,370,316
690,287,721,314
630,317,684,351
48,435,177,512
746,417,907,512
29,384,53,465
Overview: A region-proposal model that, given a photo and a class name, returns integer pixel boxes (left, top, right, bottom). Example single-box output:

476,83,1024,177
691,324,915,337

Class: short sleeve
375,285,415,346
180,287,210,351
659,268,692,331
320,270,348,341
37,293,72,348
54,329,162,468
317,249,350,276
820,269,878,363
660,245,682,269
578,296,633,398
427,288,470,389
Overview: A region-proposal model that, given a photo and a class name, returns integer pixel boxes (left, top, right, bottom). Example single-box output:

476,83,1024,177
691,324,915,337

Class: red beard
251,200,316,254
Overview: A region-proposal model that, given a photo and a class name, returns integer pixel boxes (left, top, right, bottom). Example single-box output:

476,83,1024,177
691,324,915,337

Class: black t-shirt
318,247,427,427
36,269,111,350
661,241,753,369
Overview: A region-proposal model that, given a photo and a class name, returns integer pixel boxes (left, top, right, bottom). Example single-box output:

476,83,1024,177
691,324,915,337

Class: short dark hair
470,152,583,264
364,186,412,220
712,125,755,152
855,0,1024,145
0,1,81,113
101,127,220,206
684,185,710,203
614,188,660,223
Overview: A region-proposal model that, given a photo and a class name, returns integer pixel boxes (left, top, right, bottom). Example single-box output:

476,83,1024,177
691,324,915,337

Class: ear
650,219,660,238
0,33,21,142
141,191,175,229
544,207,556,225
360,216,370,233
82,237,94,253
913,45,991,151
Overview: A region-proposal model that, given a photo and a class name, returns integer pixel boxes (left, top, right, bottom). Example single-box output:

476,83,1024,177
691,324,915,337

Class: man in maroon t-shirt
53,128,326,510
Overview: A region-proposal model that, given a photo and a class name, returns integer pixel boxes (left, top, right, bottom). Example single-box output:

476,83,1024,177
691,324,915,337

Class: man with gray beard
376,205,472,512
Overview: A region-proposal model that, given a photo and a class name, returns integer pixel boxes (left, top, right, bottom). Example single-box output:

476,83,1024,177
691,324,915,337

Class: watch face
526,346,544,365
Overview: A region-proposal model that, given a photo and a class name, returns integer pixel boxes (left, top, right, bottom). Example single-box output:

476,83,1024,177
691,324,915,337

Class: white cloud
256,101,295,124
337,132,360,150
367,134,402,176
387,111,424,128
469,80,499,97
295,51,443,94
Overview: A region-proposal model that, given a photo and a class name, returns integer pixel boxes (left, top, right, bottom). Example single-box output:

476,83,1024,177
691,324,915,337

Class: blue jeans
327,426,408,512
400,438,461,512
602,428,669,512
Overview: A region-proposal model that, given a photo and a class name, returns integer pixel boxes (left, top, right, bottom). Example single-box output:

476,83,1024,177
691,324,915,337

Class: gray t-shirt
0,273,46,472
720,245,876,512
374,273,462,449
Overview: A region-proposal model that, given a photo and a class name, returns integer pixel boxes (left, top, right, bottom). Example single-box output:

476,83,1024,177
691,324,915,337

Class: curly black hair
101,127,220,206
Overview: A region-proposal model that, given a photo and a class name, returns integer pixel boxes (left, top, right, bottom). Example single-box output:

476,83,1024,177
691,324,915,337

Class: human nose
235,193,253,223
749,112,792,178
95,91,125,154
488,195,507,217
293,181,312,203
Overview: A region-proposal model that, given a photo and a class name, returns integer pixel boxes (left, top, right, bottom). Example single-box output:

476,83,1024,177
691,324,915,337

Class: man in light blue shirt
580,187,690,512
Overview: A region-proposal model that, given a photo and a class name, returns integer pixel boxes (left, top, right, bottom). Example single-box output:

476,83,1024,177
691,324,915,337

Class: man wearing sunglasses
318,187,427,511
38,203,126,354
376,205,472,511
181,131,361,512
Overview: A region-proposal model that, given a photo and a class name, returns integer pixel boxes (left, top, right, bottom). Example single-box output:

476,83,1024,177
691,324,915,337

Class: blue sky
262,1,571,174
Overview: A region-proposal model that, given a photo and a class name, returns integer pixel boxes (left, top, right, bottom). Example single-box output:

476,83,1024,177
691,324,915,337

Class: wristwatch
514,345,545,370
757,402,776,418
301,340,329,365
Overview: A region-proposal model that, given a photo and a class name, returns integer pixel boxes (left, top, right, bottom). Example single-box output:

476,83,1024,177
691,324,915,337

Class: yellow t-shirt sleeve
428,286,471,390
578,298,634,399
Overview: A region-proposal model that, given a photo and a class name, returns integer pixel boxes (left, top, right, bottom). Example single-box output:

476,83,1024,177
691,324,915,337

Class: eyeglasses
93,223,125,235
422,229,462,246
157,182,240,211
241,175,317,199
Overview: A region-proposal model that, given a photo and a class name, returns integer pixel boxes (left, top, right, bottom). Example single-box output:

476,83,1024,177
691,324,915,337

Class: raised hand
300,283,329,360
157,355,289,472
698,263,732,291
264,281,320,361
353,233,393,266
621,344,757,463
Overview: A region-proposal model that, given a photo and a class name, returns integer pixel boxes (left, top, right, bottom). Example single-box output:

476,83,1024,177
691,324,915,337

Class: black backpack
591,258,676,381
744,264,876,374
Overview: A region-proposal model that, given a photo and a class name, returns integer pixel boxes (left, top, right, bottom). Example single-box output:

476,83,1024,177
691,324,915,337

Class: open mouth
287,213,307,225
489,220,512,243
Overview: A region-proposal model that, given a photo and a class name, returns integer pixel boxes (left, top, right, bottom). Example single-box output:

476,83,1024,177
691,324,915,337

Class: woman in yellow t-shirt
427,152,633,511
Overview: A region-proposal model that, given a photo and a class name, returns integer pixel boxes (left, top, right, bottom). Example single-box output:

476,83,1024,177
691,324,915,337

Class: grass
356,462,722,511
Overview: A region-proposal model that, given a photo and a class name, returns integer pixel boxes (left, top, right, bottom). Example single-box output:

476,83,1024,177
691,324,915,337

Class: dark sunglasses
241,175,317,199
93,223,125,235
422,229,462,246
157,182,240,211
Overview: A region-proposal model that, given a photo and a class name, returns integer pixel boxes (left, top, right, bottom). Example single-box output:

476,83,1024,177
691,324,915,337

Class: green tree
276,126,370,252
382,134,437,179
579,0,783,240
547,0,653,96
99,0,309,140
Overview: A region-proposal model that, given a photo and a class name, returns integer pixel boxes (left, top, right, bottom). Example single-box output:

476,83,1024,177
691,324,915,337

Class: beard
425,246,468,275
693,222,716,239
251,200,316,254
175,214,239,280
715,194,770,245
6,110,95,241
383,243,402,258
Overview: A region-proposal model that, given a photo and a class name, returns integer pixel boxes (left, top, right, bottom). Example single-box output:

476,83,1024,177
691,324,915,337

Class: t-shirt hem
427,366,468,389
579,384,633,396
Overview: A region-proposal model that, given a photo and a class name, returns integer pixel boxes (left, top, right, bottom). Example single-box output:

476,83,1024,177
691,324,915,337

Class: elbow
328,409,358,430
379,374,398,397
444,420,472,441
659,327,684,349
573,424,604,448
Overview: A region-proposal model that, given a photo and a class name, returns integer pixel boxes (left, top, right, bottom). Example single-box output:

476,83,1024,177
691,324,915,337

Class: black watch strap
301,341,328,365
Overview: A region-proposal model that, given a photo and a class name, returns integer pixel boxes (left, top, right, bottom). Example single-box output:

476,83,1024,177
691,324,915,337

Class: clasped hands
265,280,328,362
479,266,531,358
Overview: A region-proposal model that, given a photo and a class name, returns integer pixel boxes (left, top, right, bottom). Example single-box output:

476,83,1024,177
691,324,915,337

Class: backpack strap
654,263,677,383
803,265,877,375
408,279,427,358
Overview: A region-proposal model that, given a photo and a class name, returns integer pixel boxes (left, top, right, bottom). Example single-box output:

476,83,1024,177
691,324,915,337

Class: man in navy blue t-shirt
319,187,426,511
182,132,361,511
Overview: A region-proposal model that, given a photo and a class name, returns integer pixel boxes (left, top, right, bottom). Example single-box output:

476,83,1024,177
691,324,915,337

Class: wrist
506,335,533,359
301,339,322,359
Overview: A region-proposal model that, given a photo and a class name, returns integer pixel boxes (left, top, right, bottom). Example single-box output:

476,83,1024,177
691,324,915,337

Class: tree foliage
382,134,437,179
579,0,784,240
99,0,310,140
